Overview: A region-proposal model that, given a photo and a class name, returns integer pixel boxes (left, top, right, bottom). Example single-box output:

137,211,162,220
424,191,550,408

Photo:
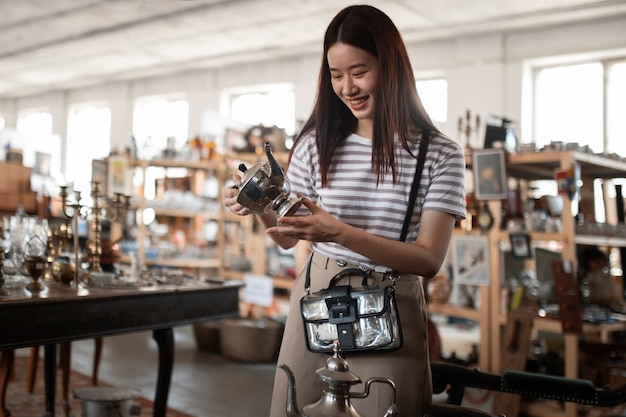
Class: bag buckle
325,286,357,349
325,286,356,324
390,271,400,285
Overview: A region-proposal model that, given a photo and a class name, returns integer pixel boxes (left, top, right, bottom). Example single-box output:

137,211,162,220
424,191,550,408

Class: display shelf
488,150,626,417
574,234,626,247
143,257,221,269
129,154,299,293
131,156,227,275
427,303,481,321
149,207,220,221
454,149,626,417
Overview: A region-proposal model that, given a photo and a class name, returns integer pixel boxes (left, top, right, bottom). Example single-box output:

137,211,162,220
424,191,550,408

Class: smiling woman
223,5,466,417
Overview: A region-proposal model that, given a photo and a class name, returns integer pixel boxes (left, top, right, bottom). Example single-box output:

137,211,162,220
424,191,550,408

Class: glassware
24,235,47,293
0,251,9,296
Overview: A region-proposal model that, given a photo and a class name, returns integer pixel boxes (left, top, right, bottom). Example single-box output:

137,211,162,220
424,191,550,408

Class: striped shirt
287,132,466,271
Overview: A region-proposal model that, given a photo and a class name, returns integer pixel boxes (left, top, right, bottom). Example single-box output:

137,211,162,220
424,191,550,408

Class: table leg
0,349,14,417
152,328,174,417
44,344,57,417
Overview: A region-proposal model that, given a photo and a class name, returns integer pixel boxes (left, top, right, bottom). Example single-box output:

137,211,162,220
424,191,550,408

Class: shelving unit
131,157,227,275
129,151,300,291
476,150,626,417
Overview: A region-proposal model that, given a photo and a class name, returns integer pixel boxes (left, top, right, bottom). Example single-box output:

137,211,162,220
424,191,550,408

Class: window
133,96,189,200
17,109,52,138
607,62,626,157
416,78,448,123
532,59,626,155
0,115,5,130
222,84,296,136
133,96,189,160
66,103,111,193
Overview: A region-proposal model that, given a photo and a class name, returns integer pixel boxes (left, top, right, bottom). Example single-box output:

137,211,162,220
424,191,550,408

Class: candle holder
46,223,71,283
59,185,90,289
60,181,131,284
87,181,131,272
458,109,481,153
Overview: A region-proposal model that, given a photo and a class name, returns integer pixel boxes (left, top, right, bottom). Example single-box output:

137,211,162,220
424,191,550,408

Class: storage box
0,192,38,213
0,162,32,194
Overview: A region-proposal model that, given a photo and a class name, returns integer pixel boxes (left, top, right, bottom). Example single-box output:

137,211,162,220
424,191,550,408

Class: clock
477,202,494,231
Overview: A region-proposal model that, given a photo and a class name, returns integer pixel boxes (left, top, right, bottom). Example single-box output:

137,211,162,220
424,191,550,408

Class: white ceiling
1,0,625,100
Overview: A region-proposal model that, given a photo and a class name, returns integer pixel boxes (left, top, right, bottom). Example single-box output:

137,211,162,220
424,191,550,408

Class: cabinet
468,150,626,417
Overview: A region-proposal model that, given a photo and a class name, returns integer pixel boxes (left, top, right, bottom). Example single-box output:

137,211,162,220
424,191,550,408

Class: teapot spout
280,364,305,417
264,142,285,186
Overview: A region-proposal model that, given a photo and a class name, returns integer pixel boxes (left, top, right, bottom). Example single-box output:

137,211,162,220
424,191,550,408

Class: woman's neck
355,119,373,139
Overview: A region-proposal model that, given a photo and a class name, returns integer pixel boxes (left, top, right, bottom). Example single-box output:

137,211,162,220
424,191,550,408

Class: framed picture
510,233,532,259
33,152,52,176
451,235,490,286
107,155,132,196
92,159,108,191
472,149,507,200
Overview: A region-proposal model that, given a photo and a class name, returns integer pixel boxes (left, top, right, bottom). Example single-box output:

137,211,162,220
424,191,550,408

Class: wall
0,13,625,173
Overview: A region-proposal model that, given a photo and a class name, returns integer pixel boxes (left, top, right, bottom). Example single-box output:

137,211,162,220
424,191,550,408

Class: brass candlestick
60,181,131,282
59,185,89,289
88,181,131,272
45,223,70,282
458,109,481,152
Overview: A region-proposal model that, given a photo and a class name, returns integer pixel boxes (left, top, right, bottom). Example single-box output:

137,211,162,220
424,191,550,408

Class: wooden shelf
131,158,223,171
150,207,218,220
428,303,481,321
143,257,221,269
492,150,626,417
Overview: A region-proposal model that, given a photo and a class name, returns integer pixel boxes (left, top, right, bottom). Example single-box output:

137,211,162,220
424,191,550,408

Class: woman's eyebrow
329,63,367,71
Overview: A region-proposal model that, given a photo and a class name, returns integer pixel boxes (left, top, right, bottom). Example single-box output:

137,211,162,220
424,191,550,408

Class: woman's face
327,42,379,123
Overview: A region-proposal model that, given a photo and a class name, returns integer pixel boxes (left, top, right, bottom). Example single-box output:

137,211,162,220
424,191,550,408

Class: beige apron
269,252,432,417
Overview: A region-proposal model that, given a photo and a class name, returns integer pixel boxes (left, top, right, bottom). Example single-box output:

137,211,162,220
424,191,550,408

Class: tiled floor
67,326,276,417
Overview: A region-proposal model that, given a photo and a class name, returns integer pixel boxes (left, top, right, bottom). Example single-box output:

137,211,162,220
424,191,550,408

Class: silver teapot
235,142,303,217
280,343,398,417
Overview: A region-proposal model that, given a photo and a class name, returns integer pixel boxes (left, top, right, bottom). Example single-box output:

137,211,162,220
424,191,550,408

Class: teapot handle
350,377,398,417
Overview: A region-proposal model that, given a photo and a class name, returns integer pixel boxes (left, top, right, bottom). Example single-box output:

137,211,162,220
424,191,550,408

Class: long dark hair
292,5,440,186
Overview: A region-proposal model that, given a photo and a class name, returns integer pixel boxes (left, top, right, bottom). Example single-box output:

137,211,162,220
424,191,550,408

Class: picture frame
510,233,532,259
107,155,132,196
451,235,490,286
472,148,507,200
92,159,108,192
33,152,52,176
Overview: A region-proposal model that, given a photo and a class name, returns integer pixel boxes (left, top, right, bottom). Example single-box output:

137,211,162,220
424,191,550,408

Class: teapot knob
238,163,248,173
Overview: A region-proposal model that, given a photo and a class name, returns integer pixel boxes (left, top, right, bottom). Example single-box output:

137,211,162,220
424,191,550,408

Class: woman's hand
223,174,250,216
266,198,345,242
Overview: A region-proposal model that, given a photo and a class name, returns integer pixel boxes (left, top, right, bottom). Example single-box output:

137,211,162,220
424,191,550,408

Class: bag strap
400,129,430,242
392,129,430,279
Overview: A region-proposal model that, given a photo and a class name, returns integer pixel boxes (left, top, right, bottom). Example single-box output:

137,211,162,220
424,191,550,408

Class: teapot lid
316,342,361,384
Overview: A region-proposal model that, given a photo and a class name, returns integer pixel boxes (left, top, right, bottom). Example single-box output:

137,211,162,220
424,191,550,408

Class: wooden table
0,279,242,417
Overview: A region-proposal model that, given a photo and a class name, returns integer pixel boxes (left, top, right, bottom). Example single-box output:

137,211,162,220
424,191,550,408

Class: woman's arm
222,175,299,249
266,199,455,277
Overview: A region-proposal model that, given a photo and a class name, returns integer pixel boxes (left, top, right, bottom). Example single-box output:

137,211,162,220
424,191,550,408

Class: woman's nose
342,77,357,96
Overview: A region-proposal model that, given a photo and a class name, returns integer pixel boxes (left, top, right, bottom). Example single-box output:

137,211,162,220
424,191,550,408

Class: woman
223,5,466,416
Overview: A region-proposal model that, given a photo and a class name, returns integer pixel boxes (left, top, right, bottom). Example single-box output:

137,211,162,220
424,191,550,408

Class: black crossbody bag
299,132,430,353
